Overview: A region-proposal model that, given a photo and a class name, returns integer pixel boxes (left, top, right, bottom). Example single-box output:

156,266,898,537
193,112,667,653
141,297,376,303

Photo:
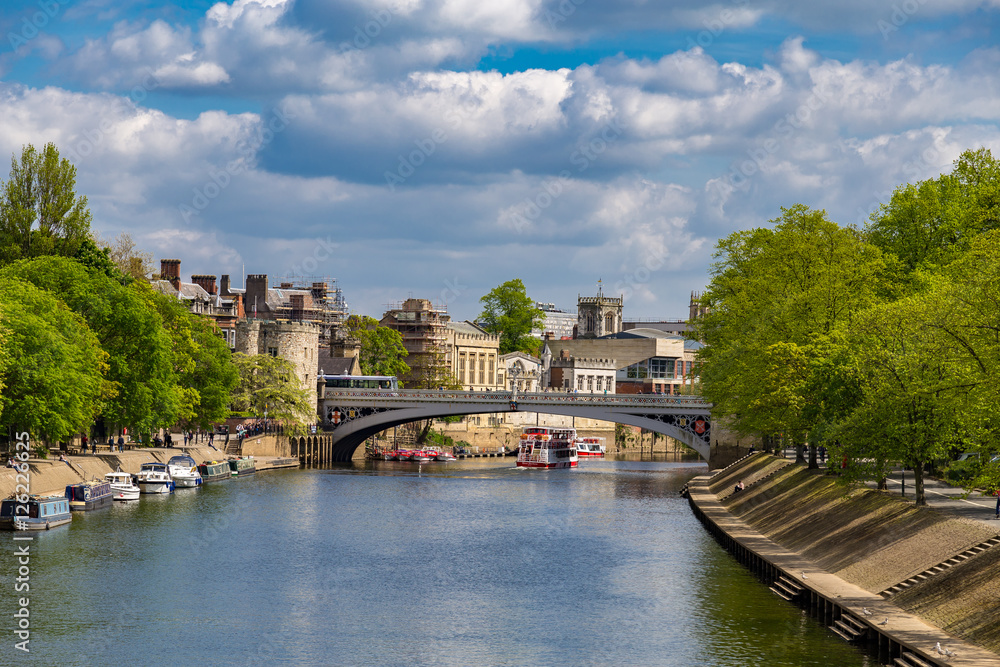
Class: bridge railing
321,388,711,409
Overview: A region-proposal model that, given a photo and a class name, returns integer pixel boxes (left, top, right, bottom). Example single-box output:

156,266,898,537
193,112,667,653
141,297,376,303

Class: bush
944,457,981,484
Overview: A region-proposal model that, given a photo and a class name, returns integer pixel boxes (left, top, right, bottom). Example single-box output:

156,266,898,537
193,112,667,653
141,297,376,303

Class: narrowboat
65,481,114,511
197,460,231,483
516,427,578,469
229,457,256,476
137,462,174,494
104,470,140,501
167,455,202,487
0,495,72,530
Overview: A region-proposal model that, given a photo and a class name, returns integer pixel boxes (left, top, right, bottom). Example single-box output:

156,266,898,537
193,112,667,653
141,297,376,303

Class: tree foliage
478,278,544,355
0,276,109,441
230,353,314,432
0,143,92,265
343,315,410,378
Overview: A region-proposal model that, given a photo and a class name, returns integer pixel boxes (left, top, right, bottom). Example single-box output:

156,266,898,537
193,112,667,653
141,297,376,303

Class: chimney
290,294,305,321
160,259,181,290
191,274,217,295
220,274,231,296
280,282,293,289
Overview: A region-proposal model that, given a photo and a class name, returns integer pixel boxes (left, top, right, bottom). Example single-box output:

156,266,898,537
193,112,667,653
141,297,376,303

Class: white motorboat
137,462,174,494
104,469,140,501
167,455,202,488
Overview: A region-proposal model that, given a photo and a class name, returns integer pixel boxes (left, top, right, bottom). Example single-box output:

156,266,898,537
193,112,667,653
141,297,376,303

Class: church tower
576,281,623,339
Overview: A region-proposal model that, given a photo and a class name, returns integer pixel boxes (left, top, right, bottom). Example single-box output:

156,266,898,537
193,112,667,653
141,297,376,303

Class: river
1,457,873,666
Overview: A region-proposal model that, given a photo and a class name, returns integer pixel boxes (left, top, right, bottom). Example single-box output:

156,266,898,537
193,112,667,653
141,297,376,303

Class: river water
1,457,873,666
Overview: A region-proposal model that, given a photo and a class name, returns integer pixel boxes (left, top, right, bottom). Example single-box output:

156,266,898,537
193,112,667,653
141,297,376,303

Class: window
587,376,594,391
648,358,676,379
596,377,603,391
479,356,485,385
267,347,278,357
488,356,495,384
459,353,466,383
577,377,584,390
605,312,614,332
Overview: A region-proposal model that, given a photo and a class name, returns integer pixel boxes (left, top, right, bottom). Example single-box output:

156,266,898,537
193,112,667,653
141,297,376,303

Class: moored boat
516,427,578,469
104,470,140,501
396,449,413,461
65,480,114,511
137,462,174,494
435,450,457,461
0,495,72,530
575,437,606,457
229,457,256,476
167,455,202,487
410,450,432,463
197,460,231,483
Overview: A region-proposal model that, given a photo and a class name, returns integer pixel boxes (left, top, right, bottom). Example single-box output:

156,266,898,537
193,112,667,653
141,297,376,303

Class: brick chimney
290,293,304,321
220,274,232,296
160,259,181,290
191,274,217,295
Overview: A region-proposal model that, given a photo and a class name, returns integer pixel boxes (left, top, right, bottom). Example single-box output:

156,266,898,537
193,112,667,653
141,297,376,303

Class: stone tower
576,282,623,339
235,319,321,402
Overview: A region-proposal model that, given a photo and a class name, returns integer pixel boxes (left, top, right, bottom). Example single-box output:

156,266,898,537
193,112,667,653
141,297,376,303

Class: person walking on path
994,488,1000,519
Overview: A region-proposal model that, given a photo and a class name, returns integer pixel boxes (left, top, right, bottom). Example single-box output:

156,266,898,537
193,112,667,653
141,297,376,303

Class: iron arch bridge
319,389,713,462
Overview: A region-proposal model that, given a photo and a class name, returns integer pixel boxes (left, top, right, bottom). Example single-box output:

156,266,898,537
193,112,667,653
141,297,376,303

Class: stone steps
769,575,804,602
719,460,795,501
881,536,1000,598
828,613,867,644
894,651,941,667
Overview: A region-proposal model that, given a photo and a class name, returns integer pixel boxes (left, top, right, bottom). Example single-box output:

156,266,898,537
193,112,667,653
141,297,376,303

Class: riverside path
318,389,713,463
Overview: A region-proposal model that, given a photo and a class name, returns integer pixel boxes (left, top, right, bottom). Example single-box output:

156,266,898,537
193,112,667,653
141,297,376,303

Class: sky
1,0,999,322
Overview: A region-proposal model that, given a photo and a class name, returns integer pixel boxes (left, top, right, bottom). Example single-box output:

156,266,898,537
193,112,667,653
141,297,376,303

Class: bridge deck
323,389,711,411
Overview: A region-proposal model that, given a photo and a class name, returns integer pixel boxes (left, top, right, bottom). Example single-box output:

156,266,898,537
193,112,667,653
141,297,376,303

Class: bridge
315,389,713,462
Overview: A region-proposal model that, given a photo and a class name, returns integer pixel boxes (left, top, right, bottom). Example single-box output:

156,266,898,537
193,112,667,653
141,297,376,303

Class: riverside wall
689,453,1000,665
2,447,254,498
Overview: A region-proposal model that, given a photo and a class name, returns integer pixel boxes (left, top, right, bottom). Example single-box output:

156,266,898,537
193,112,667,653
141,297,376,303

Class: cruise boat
104,470,140,501
575,437,606,457
197,460,231,483
167,455,202,487
516,427,578,469
65,481,114,511
0,495,72,530
229,457,256,476
137,462,174,494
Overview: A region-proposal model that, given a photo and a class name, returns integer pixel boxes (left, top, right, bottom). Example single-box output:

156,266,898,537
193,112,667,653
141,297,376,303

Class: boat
435,450,457,462
65,481,114,511
104,470,140,501
137,462,174,494
396,449,413,461
575,437,606,457
516,427,579,469
197,460,231,483
167,455,202,487
410,450,432,463
229,457,256,476
0,495,72,530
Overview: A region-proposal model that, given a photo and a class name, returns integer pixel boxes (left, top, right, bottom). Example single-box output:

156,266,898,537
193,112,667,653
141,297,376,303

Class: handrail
321,388,711,409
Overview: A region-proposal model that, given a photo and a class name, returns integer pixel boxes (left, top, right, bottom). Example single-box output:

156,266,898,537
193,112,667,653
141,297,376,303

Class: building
445,320,501,390
577,284,623,338
235,319,321,402
533,302,576,340
380,298,452,388
235,274,348,344
547,351,617,393
499,351,542,392
151,259,242,347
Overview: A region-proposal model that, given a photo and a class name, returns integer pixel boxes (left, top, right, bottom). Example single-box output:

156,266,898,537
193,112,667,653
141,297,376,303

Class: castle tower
576,281,623,339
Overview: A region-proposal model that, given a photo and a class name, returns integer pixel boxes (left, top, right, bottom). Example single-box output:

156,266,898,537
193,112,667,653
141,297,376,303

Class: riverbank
1,447,298,498
689,453,1000,665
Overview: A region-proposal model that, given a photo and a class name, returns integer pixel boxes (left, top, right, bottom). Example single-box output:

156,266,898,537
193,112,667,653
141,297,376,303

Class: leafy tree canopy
343,315,410,378
0,143,92,265
230,353,314,433
478,278,544,355
0,276,109,442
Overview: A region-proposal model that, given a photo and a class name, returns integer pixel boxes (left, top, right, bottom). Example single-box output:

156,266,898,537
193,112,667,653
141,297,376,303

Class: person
92,440,97,454
58,453,71,466
734,480,745,494
117,435,125,452
995,488,999,520
7,457,17,468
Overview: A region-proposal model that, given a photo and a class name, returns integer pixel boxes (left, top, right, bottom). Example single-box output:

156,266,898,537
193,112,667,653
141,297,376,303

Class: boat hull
111,488,140,501
172,475,202,488
138,481,173,494
0,515,73,530
197,462,231,482
516,460,578,468
68,495,114,511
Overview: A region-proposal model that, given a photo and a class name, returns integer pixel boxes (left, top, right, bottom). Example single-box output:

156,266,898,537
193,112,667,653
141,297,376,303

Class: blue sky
2,0,999,322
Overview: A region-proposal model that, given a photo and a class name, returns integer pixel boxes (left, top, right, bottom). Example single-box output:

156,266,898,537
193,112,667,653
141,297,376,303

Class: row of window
619,358,695,380
458,351,496,385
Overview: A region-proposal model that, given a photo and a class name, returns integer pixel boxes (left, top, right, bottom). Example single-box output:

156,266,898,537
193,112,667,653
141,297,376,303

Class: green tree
150,291,239,430
478,279,544,355
342,315,410,378
0,276,109,442
230,353,314,432
2,256,180,435
0,143,92,265
692,205,893,467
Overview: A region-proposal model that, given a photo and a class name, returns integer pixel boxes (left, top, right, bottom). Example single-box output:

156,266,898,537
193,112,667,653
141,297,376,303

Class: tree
230,353,314,432
0,143,92,265
2,256,180,436
692,205,893,467
342,315,410,378
95,231,153,282
478,279,544,355
150,291,239,430
0,276,109,442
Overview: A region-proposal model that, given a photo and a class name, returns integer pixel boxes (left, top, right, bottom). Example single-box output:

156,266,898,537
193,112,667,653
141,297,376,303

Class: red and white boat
516,427,578,468
575,437,606,457
411,450,433,463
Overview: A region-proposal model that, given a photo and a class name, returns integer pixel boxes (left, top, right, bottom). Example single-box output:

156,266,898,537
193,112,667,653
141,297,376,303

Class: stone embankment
688,453,1000,666
1,447,296,498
